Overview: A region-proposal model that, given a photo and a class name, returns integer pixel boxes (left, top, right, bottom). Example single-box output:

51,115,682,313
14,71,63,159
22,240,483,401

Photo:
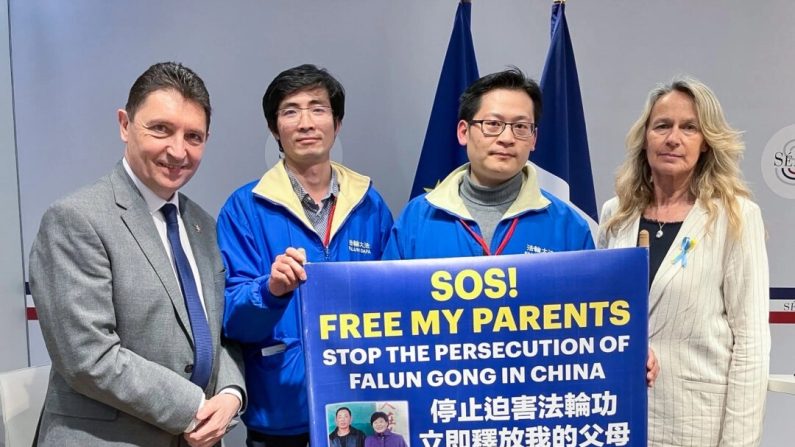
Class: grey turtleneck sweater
459,172,523,248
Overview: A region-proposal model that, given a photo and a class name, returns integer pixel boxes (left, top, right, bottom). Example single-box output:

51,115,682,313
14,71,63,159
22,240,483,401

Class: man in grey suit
29,62,245,447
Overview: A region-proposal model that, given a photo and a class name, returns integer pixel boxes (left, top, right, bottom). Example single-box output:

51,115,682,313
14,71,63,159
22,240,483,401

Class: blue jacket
217,160,393,435
383,163,593,260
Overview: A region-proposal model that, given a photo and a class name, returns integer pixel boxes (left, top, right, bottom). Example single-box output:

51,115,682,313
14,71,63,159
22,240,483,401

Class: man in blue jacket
383,68,594,260
383,67,659,387
217,64,393,447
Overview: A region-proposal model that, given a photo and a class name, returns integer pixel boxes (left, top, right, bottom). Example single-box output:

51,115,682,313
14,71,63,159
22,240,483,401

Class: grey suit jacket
29,162,245,446
598,197,770,447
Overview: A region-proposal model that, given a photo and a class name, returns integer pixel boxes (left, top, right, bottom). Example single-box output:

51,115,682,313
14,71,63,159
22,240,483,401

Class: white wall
0,0,28,371
5,1,794,445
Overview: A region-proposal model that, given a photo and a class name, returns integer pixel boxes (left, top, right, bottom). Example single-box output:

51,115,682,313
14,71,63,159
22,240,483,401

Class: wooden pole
638,230,650,248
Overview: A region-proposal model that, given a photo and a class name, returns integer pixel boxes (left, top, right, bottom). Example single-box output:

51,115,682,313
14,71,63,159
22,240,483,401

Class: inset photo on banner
327,401,410,447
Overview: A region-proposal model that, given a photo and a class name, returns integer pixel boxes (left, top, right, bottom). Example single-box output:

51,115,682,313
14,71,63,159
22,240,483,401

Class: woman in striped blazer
597,77,770,447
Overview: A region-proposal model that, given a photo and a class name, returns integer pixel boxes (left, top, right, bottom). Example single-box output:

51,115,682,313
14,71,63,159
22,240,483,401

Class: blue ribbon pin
672,237,697,268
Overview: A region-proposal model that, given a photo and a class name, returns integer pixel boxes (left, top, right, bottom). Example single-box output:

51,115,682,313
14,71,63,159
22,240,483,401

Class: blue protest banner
300,248,648,447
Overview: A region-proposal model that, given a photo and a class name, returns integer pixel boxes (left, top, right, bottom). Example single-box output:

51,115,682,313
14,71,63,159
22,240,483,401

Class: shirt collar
285,165,339,205
122,157,179,214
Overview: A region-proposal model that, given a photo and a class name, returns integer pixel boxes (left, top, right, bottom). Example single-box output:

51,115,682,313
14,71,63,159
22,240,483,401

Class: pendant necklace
655,208,666,239
655,221,666,239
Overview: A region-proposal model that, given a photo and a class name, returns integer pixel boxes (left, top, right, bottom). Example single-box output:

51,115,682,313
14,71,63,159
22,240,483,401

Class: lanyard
458,217,519,256
323,200,337,248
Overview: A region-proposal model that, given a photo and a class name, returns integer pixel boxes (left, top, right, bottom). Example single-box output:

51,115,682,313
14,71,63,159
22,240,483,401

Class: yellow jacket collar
425,163,550,220
252,160,371,237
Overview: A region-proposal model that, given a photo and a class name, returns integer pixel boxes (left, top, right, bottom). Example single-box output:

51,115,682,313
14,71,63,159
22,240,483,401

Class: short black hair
262,64,345,135
370,411,388,425
458,66,542,124
335,407,352,417
126,62,211,131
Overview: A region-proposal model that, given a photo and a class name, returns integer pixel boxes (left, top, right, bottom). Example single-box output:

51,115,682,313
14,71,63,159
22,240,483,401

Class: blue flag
409,1,479,199
534,2,598,223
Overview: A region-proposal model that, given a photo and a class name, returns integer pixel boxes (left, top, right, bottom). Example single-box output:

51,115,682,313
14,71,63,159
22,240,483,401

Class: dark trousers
246,429,310,447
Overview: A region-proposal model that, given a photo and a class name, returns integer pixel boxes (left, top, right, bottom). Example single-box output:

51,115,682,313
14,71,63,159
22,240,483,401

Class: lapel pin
193,224,201,233
673,237,697,268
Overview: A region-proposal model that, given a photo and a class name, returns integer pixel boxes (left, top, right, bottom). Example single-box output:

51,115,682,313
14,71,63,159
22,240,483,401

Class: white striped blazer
597,196,770,447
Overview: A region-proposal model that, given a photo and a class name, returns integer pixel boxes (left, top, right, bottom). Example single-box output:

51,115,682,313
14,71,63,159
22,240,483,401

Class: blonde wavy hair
604,76,750,239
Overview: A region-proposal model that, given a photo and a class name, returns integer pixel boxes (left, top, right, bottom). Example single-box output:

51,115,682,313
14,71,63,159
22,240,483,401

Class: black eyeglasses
469,119,537,139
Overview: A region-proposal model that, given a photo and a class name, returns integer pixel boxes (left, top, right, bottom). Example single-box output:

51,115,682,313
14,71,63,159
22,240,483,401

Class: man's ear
118,109,130,143
271,131,284,153
528,130,538,153
334,118,342,136
457,120,469,146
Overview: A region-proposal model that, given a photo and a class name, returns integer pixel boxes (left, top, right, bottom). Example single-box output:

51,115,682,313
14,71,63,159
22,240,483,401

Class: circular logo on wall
762,124,795,199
